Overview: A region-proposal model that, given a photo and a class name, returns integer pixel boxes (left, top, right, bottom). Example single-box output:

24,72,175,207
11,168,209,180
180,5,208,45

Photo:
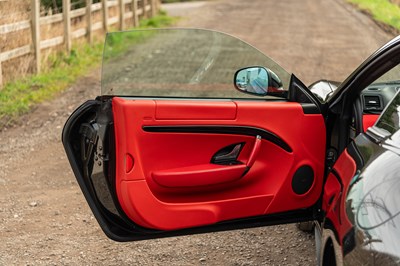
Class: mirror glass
235,67,269,95
234,67,284,97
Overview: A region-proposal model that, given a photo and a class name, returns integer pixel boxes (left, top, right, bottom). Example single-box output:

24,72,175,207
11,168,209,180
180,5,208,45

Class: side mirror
234,66,283,96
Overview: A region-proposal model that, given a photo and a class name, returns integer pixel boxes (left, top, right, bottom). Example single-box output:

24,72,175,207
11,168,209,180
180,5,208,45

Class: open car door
62,29,327,241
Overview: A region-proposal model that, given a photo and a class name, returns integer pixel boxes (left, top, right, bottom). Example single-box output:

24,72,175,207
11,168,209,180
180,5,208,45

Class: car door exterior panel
112,97,326,230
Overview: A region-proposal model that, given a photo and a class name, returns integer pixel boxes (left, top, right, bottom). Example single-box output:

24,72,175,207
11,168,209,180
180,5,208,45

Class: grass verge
347,0,400,32
0,11,176,128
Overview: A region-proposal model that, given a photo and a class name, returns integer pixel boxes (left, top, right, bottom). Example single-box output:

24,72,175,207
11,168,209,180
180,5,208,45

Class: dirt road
0,0,393,265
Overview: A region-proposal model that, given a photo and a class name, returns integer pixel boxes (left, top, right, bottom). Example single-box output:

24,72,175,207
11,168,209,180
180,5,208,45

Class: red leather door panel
363,114,379,132
323,149,357,246
112,97,326,230
155,101,237,120
152,163,247,187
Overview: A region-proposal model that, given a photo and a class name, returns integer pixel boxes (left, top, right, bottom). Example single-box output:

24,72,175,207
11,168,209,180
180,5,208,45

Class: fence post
131,0,139,27
157,0,161,11
102,0,108,32
142,0,148,18
31,0,41,73
63,0,71,53
86,0,93,44
119,0,125,30
150,0,156,17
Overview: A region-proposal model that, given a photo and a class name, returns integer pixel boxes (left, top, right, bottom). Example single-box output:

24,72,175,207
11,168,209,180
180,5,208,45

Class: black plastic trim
291,165,315,195
353,97,363,135
120,208,316,242
142,125,293,153
301,103,321,114
289,74,323,114
347,141,364,170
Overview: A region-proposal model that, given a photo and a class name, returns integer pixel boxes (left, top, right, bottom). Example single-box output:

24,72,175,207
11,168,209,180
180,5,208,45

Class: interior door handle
213,143,242,162
211,142,244,165
246,135,262,168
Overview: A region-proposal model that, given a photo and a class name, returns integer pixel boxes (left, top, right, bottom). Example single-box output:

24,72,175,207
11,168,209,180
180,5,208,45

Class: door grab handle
152,164,247,187
247,135,262,168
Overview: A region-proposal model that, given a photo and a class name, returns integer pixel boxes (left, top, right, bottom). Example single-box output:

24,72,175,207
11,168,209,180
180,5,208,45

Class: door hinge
79,123,98,163
79,122,109,169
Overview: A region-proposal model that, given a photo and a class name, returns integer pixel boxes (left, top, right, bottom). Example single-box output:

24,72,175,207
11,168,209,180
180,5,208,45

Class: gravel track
0,0,393,265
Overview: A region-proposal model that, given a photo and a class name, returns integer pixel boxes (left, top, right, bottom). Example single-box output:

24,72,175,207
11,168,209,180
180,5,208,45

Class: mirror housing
234,66,284,97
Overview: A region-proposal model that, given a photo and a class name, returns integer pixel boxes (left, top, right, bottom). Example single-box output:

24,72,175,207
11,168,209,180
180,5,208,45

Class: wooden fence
0,0,160,88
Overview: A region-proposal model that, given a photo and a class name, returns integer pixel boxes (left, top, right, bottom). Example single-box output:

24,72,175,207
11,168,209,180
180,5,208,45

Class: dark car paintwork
319,89,400,265
339,132,400,265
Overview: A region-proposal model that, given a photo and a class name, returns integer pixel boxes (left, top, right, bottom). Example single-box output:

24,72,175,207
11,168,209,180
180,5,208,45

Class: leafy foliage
40,0,101,13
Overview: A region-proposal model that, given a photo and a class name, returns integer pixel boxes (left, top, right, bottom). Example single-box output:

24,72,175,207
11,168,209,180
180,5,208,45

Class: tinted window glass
101,29,291,98
375,91,400,135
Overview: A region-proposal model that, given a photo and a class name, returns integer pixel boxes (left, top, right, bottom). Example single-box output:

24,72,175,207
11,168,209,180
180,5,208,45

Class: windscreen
101,29,291,98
